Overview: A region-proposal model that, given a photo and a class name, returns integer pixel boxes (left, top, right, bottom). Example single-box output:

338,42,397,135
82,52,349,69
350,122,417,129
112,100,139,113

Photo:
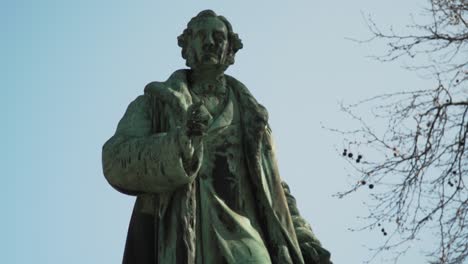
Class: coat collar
144,69,269,136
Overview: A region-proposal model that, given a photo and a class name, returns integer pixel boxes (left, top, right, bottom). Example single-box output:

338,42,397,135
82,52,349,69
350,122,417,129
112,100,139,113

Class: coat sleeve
102,94,202,195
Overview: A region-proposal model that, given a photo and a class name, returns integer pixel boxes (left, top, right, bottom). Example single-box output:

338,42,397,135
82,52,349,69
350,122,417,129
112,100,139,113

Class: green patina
102,9,332,264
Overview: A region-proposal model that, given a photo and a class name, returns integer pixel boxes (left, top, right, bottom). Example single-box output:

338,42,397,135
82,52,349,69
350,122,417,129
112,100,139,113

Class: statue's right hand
178,102,210,162
185,102,211,137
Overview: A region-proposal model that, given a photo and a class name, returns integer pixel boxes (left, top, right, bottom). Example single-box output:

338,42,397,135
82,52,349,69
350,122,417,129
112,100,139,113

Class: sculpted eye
195,31,205,39
214,32,226,41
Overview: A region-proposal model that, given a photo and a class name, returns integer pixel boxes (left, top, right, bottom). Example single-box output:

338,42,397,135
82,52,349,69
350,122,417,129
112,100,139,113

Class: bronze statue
102,9,332,264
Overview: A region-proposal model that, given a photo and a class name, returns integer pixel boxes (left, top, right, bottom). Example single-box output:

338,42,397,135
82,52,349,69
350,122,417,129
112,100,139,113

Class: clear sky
3,0,436,263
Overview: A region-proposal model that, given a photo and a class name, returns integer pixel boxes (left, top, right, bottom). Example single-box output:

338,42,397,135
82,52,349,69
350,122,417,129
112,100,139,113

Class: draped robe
102,69,332,264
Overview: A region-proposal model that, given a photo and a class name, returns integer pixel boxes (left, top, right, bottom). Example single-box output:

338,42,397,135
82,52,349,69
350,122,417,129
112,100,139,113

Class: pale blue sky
3,0,436,263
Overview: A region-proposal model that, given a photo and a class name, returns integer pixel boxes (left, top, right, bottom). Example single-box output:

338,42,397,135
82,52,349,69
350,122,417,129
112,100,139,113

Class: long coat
102,70,331,264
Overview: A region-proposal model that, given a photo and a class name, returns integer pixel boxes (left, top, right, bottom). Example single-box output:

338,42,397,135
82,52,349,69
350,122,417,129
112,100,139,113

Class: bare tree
335,1,468,263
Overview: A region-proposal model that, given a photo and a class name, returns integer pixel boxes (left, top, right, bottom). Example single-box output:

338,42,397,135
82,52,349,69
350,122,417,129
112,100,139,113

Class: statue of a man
102,9,332,264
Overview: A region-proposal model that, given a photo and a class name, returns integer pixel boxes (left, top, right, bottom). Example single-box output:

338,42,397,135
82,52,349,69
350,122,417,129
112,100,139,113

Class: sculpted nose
203,34,215,47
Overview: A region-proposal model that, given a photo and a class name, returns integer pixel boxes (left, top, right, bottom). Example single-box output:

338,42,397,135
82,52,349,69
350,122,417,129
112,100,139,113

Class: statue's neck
190,67,225,82
189,68,227,96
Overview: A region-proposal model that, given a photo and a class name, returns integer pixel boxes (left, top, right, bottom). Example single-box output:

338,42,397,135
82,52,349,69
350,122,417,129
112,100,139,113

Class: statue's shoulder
225,74,269,125
143,81,165,96
225,74,249,92
225,74,258,101
142,69,192,111
144,69,190,97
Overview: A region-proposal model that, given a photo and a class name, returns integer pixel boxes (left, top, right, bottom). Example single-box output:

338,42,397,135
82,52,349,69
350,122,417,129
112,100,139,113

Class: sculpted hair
178,10,243,67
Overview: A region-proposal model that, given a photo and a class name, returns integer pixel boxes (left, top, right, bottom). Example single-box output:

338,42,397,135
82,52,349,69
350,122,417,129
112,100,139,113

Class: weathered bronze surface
102,10,332,264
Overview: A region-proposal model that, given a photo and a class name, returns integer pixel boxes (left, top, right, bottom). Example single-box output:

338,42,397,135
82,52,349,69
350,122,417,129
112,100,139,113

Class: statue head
178,10,243,71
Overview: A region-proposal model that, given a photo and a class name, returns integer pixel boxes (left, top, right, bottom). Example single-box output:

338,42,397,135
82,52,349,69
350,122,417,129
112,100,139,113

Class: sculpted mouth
204,51,217,56
202,53,218,60
202,48,218,55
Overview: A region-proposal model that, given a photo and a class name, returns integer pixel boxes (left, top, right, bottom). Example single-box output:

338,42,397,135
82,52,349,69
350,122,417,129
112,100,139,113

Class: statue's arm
102,95,202,195
281,182,333,264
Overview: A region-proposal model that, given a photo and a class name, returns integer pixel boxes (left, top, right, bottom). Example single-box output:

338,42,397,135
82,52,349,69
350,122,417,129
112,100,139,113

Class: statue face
188,17,229,69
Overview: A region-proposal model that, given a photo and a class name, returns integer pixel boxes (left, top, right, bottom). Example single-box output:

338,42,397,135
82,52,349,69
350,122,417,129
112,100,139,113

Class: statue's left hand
300,242,332,264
